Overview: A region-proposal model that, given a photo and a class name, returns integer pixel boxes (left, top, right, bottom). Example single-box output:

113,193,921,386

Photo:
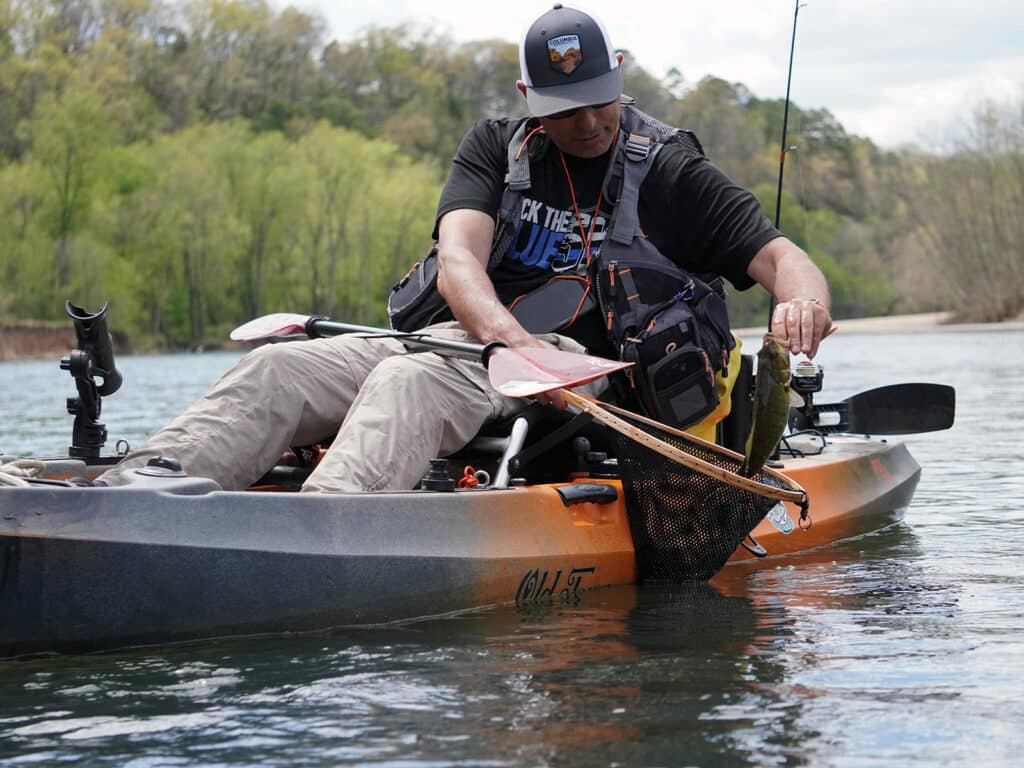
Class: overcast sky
288,0,1024,150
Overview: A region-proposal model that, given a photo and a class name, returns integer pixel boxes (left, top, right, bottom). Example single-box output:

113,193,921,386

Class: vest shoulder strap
505,119,534,191
607,105,704,245
492,118,547,268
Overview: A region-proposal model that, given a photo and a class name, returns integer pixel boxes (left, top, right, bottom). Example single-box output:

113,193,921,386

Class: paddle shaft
303,316,497,364
230,313,634,397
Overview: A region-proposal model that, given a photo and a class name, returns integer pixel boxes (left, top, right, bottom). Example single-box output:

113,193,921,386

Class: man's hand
771,298,835,358
747,237,837,359
501,333,569,409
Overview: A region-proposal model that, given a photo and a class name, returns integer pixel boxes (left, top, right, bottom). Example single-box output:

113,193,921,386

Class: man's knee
364,354,437,393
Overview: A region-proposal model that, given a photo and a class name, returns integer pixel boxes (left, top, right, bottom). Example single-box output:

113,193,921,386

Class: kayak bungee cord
0,459,46,487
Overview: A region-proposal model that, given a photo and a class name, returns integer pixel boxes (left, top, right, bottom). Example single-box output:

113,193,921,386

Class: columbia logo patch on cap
547,34,583,76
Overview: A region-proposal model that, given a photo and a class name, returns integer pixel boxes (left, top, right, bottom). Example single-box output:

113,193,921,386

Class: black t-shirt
434,115,780,353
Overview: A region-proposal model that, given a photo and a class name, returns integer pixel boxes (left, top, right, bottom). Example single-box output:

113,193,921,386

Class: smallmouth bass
741,333,794,477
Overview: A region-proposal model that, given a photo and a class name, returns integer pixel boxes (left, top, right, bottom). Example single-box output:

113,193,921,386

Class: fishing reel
60,301,123,458
788,360,824,431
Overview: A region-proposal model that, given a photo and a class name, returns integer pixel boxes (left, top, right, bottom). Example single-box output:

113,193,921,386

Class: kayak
0,306,951,657
0,431,919,658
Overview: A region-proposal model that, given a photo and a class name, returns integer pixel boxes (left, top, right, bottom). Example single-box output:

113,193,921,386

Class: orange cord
515,124,547,161
553,129,620,329
458,466,480,488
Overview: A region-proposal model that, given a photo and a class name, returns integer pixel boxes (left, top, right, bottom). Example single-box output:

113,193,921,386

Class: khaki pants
99,325,588,493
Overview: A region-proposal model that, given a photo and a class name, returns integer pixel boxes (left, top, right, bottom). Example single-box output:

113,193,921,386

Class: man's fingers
535,388,567,409
772,299,833,359
801,304,816,355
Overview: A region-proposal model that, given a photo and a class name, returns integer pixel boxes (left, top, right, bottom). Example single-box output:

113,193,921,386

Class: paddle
788,383,955,435
230,313,633,398
233,313,803,511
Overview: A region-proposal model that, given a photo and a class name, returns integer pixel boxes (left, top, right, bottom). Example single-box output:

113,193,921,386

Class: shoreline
2,310,1022,363
734,310,1024,337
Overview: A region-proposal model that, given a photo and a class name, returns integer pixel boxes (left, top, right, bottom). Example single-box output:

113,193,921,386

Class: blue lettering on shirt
506,198,608,273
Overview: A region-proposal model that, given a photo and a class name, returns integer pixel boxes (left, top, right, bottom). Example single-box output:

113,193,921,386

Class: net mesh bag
567,394,807,582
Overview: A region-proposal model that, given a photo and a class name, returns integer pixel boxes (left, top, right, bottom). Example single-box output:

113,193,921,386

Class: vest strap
616,265,644,335
624,133,651,162
608,140,661,246
505,120,533,191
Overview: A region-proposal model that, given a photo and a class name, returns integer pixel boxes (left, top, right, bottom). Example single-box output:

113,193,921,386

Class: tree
0,160,49,316
675,77,768,187
897,100,1024,321
26,86,113,298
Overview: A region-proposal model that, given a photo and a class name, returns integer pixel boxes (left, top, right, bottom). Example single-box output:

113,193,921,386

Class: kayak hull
0,435,919,656
731,434,920,561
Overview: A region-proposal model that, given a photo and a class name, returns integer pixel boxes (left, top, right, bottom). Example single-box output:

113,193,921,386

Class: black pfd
387,105,736,429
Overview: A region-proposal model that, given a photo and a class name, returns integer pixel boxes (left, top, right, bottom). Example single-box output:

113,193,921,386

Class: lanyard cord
515,124,547,160
557,129,619,269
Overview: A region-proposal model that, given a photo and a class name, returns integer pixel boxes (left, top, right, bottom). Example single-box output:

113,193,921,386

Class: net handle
563,390,808,505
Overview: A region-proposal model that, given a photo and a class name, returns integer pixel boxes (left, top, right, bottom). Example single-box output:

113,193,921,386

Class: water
2,330,1023,766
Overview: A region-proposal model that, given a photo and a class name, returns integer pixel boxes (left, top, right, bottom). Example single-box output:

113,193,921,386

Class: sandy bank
0,324,73,362
735,310,1024,336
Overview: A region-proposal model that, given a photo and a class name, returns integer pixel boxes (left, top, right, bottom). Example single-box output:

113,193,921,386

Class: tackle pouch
387,245,450,331
598,241,735,430
623,301,719,429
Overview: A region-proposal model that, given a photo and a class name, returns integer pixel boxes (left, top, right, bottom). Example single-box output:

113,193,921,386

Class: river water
1,329,1022,766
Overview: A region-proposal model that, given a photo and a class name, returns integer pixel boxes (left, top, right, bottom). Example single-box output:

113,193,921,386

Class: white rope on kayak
0,459,46,487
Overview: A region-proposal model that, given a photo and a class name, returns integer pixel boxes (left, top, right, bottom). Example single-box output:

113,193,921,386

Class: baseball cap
519,4,623,118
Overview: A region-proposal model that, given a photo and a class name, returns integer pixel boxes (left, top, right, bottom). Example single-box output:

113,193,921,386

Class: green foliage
1,0,1019,348
893,100,1024,321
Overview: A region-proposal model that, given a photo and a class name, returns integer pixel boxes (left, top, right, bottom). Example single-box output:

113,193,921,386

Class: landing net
564,392,808,582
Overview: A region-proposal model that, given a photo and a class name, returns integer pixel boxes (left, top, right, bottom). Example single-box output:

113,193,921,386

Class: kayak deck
730,434,919,561
0,434,919,656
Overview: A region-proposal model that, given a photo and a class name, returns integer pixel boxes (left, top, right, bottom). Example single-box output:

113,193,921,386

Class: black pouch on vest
508,276,596,334
622,299,719,429
387,245,450,331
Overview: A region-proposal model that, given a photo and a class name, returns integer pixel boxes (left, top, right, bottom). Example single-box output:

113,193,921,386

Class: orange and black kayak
0,430,920,658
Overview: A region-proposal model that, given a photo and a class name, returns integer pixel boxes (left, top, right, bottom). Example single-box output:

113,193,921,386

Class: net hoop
563,390,807,505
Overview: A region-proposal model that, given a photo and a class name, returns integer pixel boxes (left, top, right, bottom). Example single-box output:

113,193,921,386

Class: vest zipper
592,257,619,355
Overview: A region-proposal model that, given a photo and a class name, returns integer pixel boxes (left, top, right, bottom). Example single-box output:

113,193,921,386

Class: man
99,4,832,492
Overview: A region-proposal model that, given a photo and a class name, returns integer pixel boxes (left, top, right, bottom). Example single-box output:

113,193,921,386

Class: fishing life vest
387,105,736,429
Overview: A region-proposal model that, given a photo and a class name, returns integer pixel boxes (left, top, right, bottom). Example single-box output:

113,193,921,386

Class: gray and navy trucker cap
519,4,623,117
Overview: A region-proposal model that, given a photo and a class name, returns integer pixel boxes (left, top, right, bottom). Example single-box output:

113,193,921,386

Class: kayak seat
450,403,617,487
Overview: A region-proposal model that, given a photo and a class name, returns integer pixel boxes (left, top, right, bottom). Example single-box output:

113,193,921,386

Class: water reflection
0,514,1016,767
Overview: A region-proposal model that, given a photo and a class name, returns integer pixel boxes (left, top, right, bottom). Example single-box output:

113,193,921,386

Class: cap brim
525,67,623,118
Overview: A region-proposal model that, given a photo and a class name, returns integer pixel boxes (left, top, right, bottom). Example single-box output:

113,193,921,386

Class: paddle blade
488,347,632,397
846,383,955,434
230,313,311,341
790,382,956,435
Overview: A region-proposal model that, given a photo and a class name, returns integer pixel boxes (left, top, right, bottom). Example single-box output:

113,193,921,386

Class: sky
284,0,1024,150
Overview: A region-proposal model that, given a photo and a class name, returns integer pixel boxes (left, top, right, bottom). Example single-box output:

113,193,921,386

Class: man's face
538,100,621,159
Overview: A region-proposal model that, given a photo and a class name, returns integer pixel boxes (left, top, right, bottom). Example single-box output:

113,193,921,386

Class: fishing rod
774,0,803,231
768,0,805,328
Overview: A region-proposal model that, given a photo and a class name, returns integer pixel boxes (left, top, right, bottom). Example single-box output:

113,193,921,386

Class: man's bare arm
747,236,835,358
436,209,567,407
435,209,537,348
